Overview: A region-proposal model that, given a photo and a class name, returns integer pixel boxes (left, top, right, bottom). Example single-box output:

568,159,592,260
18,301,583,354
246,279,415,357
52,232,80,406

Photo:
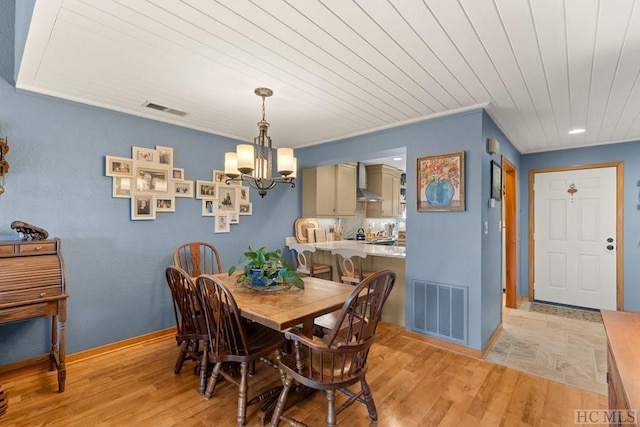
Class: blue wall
520,142,640,312
480,112,521,345
297,110,503,350
0,3,298,365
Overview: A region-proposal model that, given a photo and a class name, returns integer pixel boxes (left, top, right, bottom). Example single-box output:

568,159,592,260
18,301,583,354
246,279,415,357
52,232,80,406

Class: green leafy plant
228,245,304,290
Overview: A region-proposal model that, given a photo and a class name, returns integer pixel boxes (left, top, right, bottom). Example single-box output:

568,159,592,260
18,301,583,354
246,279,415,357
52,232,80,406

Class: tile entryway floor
485,301,607,395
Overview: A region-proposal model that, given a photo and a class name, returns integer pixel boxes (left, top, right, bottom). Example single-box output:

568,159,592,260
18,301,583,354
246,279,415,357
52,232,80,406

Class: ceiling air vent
142,101,188,117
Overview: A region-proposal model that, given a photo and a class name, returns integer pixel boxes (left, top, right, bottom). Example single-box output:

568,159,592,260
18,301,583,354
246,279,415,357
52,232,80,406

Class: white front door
533,167,617,310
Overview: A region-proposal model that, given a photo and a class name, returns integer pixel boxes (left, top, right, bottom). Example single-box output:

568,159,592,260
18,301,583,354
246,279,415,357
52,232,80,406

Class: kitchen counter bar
311,240,406,259
307,240,406,327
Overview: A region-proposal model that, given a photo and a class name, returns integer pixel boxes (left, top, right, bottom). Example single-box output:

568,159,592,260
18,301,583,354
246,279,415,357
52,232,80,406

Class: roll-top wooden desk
0,238,68,392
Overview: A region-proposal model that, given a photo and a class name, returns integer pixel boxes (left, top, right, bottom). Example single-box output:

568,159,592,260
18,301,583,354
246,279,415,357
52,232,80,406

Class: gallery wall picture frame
215,214,230,233
171,167,184,180
132,146,156,163
172,180,194,198
196,180,217,199
112,177,132,198
417,151,465,212
213,169,226,184
202,199,216,216
238,185,250,203
491,160,502,201
156,196,176,212
217,185,238,213
239,202,252,215
134,165,170,193
105,156,134,177
156,145,174,167
229,212,239,224
131,194,156,220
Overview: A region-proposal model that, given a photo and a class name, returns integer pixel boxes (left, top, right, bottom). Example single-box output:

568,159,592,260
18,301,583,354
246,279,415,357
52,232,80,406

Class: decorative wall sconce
0,134,9,196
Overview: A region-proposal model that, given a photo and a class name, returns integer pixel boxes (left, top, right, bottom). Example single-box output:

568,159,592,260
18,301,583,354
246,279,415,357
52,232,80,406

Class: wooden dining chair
270,269,396,427
165,265,210,394
285,236,332,279
173,241,223,278
196,274,287,427
331,247,374,285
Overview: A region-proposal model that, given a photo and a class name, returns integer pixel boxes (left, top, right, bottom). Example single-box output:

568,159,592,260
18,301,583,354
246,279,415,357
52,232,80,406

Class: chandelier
224,87,297,198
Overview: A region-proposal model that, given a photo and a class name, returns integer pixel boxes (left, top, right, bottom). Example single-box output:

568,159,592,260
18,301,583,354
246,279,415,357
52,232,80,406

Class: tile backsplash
316,202,404,240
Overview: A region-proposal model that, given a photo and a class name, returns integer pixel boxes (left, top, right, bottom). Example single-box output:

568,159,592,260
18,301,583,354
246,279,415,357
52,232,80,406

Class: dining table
211,272,357,424
213,272,356,337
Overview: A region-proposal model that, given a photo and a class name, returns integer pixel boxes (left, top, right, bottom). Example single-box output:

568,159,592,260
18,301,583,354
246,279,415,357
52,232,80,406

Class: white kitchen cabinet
366,164,402,218
302,163,356,217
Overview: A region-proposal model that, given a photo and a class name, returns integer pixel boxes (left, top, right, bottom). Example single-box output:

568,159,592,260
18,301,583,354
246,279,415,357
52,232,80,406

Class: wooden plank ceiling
16,0,640,153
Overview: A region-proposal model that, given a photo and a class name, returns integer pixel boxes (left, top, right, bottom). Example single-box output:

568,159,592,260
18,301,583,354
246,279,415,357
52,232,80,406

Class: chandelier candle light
224,88,297,197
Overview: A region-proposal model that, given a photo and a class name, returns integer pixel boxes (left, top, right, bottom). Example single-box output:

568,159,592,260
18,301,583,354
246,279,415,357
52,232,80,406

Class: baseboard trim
401,330,483,359
481,323,503,359
0,328,175,380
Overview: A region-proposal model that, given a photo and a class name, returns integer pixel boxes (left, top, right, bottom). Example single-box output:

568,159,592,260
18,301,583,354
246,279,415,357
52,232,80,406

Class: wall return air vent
142,101,188,117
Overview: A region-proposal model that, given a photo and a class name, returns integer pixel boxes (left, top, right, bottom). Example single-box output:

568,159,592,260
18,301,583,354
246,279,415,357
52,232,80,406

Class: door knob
606,245,614,251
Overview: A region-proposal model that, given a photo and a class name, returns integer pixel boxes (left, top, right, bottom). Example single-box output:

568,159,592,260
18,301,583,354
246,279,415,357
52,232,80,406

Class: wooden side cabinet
602,310,639,427
366,164,402,218
0,238,68,392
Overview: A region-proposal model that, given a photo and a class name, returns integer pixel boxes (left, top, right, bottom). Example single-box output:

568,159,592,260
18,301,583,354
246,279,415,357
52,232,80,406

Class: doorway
529,163,623,310
502,158,518,308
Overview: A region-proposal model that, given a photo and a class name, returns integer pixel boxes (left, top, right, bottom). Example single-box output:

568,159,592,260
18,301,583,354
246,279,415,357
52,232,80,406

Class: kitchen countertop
311,240,406,259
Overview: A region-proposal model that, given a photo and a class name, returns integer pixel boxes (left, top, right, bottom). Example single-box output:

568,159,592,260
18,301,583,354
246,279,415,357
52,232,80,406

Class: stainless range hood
356,163,382,202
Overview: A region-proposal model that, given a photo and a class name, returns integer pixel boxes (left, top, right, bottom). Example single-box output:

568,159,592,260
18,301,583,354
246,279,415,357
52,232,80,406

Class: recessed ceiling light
393,157,402,161
568,128,586,134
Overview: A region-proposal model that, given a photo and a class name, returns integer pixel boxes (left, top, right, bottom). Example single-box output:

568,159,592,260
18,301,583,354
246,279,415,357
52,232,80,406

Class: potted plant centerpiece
228,246,304,291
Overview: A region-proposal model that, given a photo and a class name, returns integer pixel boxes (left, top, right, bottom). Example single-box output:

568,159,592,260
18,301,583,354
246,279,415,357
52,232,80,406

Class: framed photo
228,212,239,224
156,196,175,212
196,180,217,199
213,170,226,184
202,199,216,216
105,156,133,177
134,166,169,193
238,186,250,203
171,167,184,180
112,177,132,198
172,180,194,198
156,145,173,167
132,146,156,163
131,194,156,220
417,151,465,212
239,202,252,215
491,160,502,201
215,214,230,233
217,185,238,212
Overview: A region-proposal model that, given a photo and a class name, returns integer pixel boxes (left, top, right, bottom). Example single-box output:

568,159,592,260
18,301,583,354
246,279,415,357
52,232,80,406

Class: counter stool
330,247,374,285
285,237,332,279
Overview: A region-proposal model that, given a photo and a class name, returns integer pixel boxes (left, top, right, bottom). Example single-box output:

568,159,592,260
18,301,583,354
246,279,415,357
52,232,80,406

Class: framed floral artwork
417,151,465,212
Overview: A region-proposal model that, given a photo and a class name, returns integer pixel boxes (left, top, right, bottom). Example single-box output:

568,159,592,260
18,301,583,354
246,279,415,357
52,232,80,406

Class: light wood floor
0,322,607,426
